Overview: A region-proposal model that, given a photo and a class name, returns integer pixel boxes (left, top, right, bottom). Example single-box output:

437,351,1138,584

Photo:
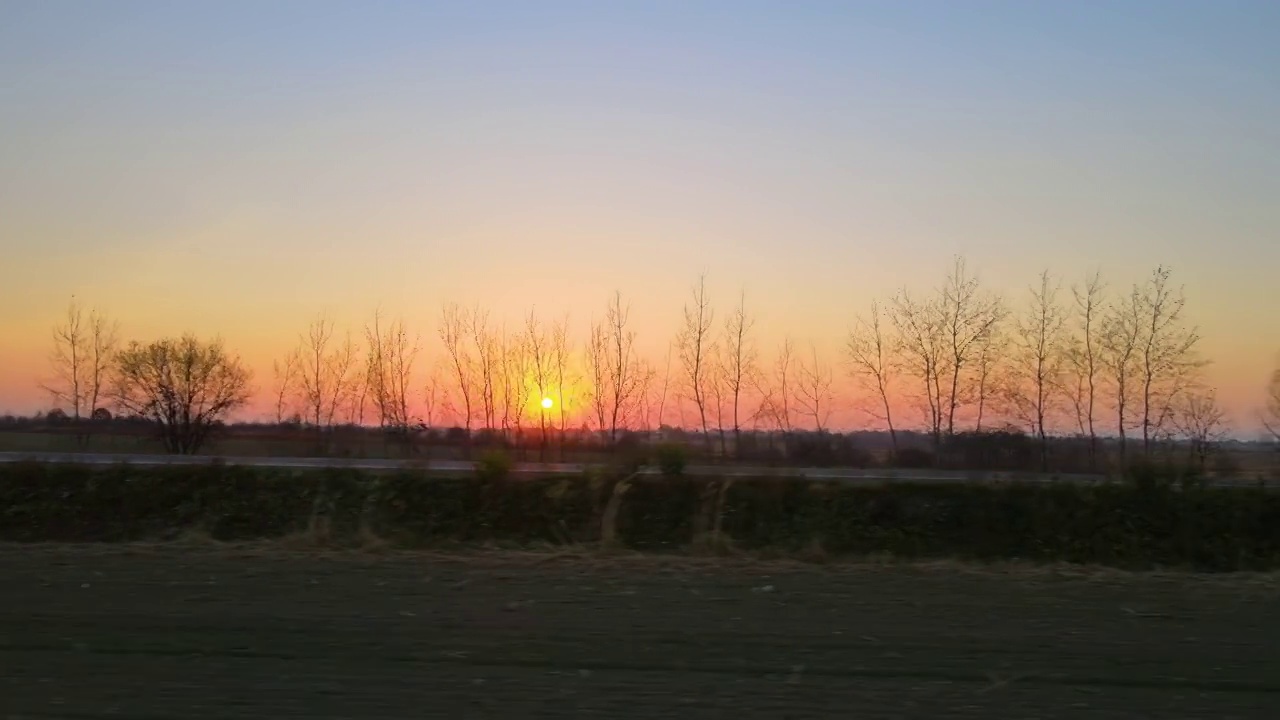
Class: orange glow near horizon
1,270,1278,439
2,2,1279,438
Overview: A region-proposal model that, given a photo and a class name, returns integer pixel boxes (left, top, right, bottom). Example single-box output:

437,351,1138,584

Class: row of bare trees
40,260,1278,460
840,261,1211,468
41,301,252,453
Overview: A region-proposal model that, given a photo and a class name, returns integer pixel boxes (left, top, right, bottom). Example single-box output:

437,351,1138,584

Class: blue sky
1,0,1277,425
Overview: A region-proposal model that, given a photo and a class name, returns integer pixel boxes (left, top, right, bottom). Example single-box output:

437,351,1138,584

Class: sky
1,0,1278,432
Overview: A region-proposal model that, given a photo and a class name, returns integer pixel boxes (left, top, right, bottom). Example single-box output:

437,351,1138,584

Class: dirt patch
2,544,1277,718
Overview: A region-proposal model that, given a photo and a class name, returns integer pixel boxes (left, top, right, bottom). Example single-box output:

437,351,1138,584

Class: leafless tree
1263,363,1279,442
109,335,251,454
585,320,610,434
439,303,475,434
1170,388,1228,471
526,309,553,457
678,274,716,449
890,290,946,450
365,310,419,432
794,343,835,432
496,327,515,434
971,325,1003,432
755,338,796,435
605,291,642,441
1061,269,1107,466
1008,270,1067,471
656,341,675,430
708,347,729,456
501,327,531,443
422,361,445,428
635,358,658,433
471,307,499,431
939,257,1003,436
41,300,118,427
345,357,368,426
720,290,757,458
550,314,573,443
846,300,898,452
295,315,359,429
270,353,298,424
1100,285,1143,463
1135,266,1203,456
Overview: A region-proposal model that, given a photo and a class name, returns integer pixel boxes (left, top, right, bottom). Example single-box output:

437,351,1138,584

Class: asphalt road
2,545,1277,718
0,450,1117,484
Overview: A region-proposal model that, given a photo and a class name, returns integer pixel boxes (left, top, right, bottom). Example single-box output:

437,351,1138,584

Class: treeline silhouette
24,258,1280,472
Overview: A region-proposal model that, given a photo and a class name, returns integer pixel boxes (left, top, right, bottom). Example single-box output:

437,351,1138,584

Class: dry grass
9,535,1278,593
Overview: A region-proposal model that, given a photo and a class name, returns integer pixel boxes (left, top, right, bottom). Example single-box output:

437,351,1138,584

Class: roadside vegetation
3,461,1277,572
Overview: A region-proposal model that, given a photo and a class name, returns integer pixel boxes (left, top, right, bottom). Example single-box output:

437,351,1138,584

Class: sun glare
541,397,553,410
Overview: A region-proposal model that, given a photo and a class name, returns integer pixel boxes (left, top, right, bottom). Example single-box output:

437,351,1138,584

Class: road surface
0,450,1122,484
1,545,1277,718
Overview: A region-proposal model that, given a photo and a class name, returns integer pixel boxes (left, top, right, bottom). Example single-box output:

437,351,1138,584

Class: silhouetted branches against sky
1264,362,1280,442
43,259,1277,454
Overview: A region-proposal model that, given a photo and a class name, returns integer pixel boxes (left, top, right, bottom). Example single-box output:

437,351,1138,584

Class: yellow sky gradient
2,2,1278,435
2,234,1275,435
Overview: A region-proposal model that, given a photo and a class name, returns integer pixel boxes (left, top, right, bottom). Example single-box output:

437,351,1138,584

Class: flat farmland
2,545,1278,718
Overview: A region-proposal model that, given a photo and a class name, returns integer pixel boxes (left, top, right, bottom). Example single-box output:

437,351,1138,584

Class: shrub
4,462,1280,571
475,449,512,482
654,443,687,477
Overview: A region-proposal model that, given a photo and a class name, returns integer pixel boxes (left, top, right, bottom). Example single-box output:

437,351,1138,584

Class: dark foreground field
2,546,1278,718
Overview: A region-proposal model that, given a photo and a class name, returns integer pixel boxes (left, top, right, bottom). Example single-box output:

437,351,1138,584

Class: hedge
2,462,1278,571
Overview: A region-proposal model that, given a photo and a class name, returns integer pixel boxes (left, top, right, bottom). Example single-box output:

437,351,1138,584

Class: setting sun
541,397,553,410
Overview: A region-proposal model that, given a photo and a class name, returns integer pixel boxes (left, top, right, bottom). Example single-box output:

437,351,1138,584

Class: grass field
2,544,1277,718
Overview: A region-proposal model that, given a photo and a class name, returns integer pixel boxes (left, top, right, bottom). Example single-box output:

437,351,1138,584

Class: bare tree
270,353,299,424
678,274,716,449
85,307,118,424
939,257,1003,436
635,358,658,433
890,290,946,450
422,361,445,428
345,355,368,426
721,290,757,458
708,347,729,456
846,300,898,452
605,291,642,442
109,335,251,454
794,343,835,432
1135,266,1203,456
41,300,119,428
526,309,553,457
1263,362,1279,442
656,341,675,430
550,314,573,444
439,303,475,434
971,325,1002,432
1008,270,1067,471
1100,285,1143,463
328,334,360,426
755,338,796,435
1061,269,1106,466
1170,388,1227,471
365,310,419,432
501,327,532,444
499,325,519,430
585,320,610,434
471,307,499,431
295,315,359,429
